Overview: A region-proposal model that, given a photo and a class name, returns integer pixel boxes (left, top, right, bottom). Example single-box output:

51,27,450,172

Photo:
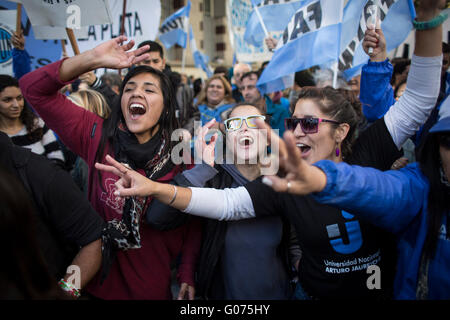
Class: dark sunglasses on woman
284,117,340,134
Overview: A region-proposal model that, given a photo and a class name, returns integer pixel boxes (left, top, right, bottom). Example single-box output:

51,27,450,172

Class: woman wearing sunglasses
258,100,450,299
95,0,444,299
165,103,298,299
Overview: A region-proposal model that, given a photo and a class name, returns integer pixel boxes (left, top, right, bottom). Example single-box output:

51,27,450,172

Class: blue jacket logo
326,211,363,254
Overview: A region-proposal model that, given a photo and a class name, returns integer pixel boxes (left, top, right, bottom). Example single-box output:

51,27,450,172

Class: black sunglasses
285,117,340,134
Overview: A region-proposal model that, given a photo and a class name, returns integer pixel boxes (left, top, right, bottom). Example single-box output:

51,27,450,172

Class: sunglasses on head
284,117,340,134
224,115,266,132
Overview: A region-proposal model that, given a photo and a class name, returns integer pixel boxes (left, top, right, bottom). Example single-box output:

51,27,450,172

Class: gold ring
287,181,292,192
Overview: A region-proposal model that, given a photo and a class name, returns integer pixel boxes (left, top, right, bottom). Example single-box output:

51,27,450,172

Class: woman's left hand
255,119,327,195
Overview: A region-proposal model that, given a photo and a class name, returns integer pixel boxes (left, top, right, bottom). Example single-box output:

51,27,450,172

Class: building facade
160,0,234,78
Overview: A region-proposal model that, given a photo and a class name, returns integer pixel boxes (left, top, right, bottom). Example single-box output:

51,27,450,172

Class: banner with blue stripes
338,0,415,79
244,0,307,47
257,0,344,94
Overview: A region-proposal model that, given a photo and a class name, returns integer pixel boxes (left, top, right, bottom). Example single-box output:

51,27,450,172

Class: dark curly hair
294,86,362,159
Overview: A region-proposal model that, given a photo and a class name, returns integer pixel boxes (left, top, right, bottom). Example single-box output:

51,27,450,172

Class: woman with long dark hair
19,36,202,300
0,75,65,166
0,167,63,300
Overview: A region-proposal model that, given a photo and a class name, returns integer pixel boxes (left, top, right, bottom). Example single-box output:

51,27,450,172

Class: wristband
413,13,448,30
58,279,81,298
169,185,178,205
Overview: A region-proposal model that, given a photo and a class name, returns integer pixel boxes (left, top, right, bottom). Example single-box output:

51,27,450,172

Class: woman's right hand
265,36,278,51
195,119,218,167
362,27,387,62
95,155,155,198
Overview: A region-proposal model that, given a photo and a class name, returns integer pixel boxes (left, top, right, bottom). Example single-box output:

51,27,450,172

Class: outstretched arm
258,121,427,234
95,155,256,221
383,0,445,149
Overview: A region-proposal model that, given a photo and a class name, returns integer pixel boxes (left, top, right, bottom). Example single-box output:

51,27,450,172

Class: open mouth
239,136,254,147
297,143,311,155
128,103,146,120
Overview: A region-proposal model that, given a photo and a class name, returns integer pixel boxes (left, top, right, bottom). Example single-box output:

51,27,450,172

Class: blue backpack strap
215,103,234,117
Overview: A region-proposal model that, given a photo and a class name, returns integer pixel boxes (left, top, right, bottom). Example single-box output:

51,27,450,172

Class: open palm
90,36,150,70
195,119,218,167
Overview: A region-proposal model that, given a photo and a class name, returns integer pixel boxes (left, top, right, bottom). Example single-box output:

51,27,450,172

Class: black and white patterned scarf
100,124,174,283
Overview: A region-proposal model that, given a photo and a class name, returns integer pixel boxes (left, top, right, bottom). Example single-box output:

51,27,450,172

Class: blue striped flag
244,0,307,47
158,1,191,49
339,0,415,79
257,0,344,94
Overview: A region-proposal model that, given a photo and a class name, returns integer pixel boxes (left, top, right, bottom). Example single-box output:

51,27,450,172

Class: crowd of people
0,0,449,301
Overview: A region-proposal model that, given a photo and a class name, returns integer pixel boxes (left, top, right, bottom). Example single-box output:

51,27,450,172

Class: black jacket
0,132,104,279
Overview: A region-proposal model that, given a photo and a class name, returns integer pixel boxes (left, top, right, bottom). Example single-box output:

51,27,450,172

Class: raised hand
194,119,218,167
415,0,447,19
265,36,278,51
59,36,150,82
89,36,150,70
95,154,155,198
11,31,25,50
79,71,97,86
362,27,387,62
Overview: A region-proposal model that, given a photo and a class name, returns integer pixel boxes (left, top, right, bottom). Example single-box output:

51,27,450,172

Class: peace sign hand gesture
95,155,155,198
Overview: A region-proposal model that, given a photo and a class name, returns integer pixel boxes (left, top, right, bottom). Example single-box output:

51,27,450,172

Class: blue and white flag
338,0,415,79
257,0,344,94
158,0,191,49
244,0,307,47
189,25,212,78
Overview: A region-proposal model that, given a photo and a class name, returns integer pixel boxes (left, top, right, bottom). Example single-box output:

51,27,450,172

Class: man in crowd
231,63,251,102
240,71,290,137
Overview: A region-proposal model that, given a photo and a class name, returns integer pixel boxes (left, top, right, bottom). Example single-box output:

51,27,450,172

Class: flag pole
119,0,127,76
61,39,67,56
332,61,338,89
16,3,22,34
181,17,189,73
253,4,269,38
65,28,80,55
367,1,379,55
333,1,345,89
